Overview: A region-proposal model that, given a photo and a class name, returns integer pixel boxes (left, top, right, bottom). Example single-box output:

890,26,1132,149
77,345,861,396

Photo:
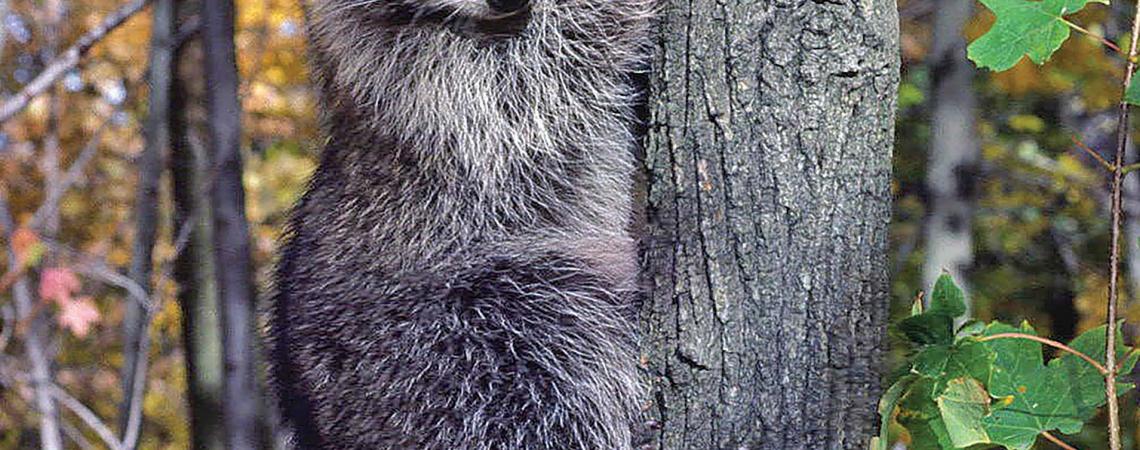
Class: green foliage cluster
877,276,1140,449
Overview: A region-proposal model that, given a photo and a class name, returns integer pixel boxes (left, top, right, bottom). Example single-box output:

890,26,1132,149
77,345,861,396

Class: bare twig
1072,135,1115,172
29,121,109,230
979,333,1108,375
0,191,62,450
61,419,96,450
1063,18,1125,55
49,385,124,450
1105,4,1140,449
1042,431,1079,450
0,0,151,124
0,195,62,450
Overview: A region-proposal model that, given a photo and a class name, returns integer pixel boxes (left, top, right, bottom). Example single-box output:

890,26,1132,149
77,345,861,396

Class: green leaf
937,378,991,447
930,274,967,317
912,341,995,396
983,369,1080,449
876,375,918,450
1125,72,1140,106
895,275,971,346
957,320,987,339
968,0,1107,71
1054,323,1140,417
978,322,1138,449
896,378,957,450
897,313,955,346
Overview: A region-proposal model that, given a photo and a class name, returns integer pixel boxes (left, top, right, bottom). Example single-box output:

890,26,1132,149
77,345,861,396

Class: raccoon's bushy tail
268,252,643,450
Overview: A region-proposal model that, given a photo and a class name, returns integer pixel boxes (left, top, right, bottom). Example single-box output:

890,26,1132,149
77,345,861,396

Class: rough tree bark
922,0,977,308
201,0,260,446
639,0,898,448
170,14,227,447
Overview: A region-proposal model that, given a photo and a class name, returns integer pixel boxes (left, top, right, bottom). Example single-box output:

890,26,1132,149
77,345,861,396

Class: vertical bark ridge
641,0,898,448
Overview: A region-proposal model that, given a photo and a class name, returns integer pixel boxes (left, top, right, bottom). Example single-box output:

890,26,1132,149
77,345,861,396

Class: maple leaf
39,267,81,305
968,0,1108,71
57,296,100,338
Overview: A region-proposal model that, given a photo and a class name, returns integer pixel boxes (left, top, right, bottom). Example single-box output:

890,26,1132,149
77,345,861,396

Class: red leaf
57,296,100,338
39,267,81,305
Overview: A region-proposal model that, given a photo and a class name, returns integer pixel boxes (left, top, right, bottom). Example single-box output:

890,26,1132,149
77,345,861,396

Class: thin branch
61,419,96,450
1063,18,1125,55
0,192,62,450
49,385,124,450
979,333,1108,374
1072,135,1115,172
1105,3,1140,449
0,0,151,124
29,121,109,230
1042,431,1079,450
34,239,154,312
119,0,173,438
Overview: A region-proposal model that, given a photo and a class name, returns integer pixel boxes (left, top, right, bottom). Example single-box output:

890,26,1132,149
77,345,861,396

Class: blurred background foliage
893,0,1140,447
0,0,314,446
3,0,1140,447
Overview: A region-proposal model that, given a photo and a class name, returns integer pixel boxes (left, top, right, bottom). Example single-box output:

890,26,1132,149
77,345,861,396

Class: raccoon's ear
487,0,528,13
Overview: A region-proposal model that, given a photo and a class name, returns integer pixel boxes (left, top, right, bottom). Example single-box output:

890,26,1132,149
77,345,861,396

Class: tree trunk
639,0,898,447
170,6,227,448
201,0,261,446
29,0,66,445
922,0,977,307
119,0,175,440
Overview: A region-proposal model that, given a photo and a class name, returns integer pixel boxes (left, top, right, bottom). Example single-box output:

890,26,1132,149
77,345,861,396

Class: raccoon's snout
487,0,528,14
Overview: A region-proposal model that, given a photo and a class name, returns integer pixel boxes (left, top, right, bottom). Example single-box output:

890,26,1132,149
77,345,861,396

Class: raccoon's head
307,0,652,171
308,0,652,45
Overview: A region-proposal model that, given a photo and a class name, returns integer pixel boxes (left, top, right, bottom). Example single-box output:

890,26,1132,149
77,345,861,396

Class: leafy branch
878,275,1140,450
879,0,1140,447
978,333,1107,375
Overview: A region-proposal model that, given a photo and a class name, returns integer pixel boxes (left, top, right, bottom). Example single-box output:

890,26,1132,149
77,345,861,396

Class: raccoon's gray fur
265,0,653,448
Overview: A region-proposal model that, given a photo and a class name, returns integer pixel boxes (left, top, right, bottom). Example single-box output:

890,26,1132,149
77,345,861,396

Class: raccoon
264,0,654,448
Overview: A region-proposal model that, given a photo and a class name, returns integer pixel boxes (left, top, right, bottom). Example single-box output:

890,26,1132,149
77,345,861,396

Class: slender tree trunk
0,212,61,449
640,0,898,447
28,0,66,445
922,0,978,307
118,0,175,441
170,13,226,447
201,0,260,446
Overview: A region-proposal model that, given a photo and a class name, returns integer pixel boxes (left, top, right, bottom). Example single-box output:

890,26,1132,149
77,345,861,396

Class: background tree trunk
171,4,227,447
201,0,261,446
639,0,898,447
922,0,977,310
119,0,175,440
